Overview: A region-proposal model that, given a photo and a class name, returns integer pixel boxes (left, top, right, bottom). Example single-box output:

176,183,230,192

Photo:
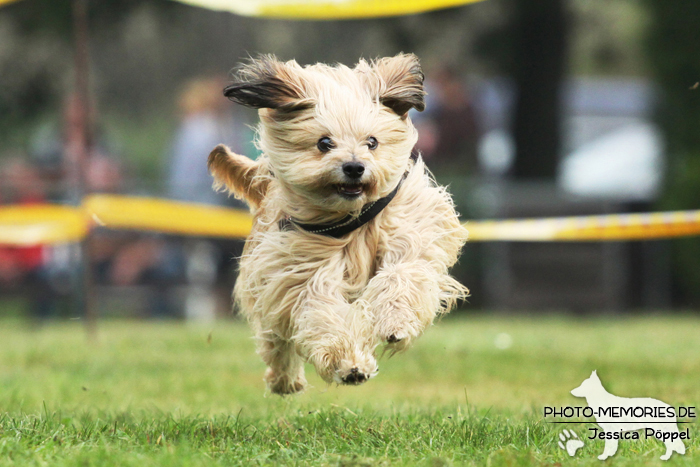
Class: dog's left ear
373,54,426,117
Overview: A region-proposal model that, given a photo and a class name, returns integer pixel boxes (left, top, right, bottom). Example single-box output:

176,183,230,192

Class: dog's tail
208,144,271,210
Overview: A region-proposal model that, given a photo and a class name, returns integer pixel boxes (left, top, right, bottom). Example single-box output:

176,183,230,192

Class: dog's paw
312,346,378,386
337,349,378,386
340,367,369,385
264,367,307,395
382,332,411,353
386,333,404,344
375,309,423,351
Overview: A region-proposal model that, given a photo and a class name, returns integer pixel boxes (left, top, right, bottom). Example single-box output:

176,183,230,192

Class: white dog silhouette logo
571,370,686,461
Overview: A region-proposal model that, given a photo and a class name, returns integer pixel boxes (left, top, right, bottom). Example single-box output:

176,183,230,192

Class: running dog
208,54,468,394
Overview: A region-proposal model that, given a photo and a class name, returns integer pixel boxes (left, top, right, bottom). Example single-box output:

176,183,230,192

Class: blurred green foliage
0,0,177,162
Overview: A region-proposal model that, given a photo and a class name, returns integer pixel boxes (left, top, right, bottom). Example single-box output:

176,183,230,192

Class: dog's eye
367,136,379,150
317,137,335,153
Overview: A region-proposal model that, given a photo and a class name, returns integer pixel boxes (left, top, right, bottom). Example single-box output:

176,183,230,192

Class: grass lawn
0,314,698,466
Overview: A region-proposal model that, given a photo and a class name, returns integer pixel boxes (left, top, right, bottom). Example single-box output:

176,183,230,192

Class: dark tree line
643,0,700,306
511,0,568,180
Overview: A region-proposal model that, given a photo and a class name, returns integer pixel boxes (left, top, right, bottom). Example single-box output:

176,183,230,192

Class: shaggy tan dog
208,54,468,394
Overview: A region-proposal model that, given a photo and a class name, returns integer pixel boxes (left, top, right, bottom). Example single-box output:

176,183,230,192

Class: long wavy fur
210,54,468,395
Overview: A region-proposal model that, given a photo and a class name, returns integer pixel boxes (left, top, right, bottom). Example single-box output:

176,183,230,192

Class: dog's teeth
337,184,363,197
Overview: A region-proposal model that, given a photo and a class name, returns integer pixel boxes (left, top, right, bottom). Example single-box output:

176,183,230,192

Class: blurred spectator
0,160,45,287
415,67,479,175
28,93,181,319
31,93,125,201
162,77,250,321
168,77,248,206
0,159,63,320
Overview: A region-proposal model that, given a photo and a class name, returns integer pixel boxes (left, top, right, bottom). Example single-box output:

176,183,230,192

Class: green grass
0,314,698,465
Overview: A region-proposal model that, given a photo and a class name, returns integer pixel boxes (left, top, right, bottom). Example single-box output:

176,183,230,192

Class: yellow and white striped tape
0,195,699,245
84,194,253,239
171,0,485,19
2,0,486,17
0,196,252,246
466,211,700,242
0,204,88,246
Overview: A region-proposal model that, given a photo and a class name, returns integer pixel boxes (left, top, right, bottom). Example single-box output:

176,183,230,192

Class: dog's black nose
342,162,365,179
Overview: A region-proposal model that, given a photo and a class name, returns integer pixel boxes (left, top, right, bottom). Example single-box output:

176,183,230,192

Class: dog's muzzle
337,162,366,198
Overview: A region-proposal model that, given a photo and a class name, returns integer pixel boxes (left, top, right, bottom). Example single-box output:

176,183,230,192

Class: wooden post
71,0,97,340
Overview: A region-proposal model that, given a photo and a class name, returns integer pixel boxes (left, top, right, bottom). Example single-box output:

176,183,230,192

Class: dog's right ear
224,55,313,112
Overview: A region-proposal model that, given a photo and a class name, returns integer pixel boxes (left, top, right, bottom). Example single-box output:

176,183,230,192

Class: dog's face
571,370,602,397
224,54,425,213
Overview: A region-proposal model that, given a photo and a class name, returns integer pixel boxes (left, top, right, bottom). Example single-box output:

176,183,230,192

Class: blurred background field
1,1,700,464
1,315,698,465
1,0,700,319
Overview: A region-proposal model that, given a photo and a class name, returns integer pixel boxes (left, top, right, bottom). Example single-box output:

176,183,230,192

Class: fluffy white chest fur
208,54,468,394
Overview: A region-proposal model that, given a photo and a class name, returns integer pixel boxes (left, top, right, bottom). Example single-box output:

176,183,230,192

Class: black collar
278,153,417,239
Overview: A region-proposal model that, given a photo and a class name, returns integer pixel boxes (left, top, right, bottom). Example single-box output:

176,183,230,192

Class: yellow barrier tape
0,205,88,246
466,210,700,242
173,0,484,19
1,196,700,245
84,194,253,239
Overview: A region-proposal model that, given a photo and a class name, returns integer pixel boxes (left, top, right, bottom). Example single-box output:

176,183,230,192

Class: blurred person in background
86,150,178,319
31,93,124,201
30,93,176,319
0,160,46,287
414,66,479,177
412,66,482,300
0,158,65,320
163,77,250,321
168,77,249,206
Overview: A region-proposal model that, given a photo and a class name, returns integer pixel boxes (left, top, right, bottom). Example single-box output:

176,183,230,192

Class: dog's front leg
292,281,377,385
363,259,467,351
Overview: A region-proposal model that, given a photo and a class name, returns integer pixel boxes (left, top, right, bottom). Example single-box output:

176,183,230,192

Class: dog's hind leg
598,436,618,460
259,336,307,395
661,433,685,460
671,437,686,458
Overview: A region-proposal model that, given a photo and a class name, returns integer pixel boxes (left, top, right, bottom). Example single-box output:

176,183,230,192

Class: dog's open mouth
336,184,364,199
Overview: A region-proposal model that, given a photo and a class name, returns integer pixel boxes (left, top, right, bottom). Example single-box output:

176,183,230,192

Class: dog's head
571,370,603,398
224,54,425,215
